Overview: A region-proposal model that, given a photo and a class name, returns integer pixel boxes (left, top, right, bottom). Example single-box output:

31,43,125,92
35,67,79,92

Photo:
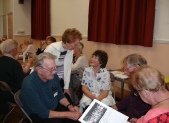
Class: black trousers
59,79,73,104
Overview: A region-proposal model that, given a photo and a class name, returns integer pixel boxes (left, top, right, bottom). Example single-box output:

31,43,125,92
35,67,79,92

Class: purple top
116,93,151,120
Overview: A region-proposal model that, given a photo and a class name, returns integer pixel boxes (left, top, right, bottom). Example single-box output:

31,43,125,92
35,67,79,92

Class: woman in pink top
130,65,169,123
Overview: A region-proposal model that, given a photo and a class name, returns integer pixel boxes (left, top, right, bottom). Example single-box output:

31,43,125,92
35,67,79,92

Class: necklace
152,97,169,107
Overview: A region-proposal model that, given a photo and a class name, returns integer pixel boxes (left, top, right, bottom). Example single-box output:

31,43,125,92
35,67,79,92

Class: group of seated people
0,28,169,123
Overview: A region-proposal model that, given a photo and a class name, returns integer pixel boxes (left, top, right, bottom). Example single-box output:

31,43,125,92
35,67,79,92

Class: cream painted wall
50,0,89,38
2,0,13,14
13,0,31,35
154,0,169,42
0,0,3,38
0,0,3,15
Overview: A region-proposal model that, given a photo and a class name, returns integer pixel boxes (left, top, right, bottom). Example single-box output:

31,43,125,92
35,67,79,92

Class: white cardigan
44,41,73,89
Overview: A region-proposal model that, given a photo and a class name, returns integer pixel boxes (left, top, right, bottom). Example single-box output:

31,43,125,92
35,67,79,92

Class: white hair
1,39,18,53
77,42,84,51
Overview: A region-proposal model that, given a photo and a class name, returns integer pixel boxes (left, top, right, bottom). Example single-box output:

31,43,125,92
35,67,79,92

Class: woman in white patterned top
79,50,116,112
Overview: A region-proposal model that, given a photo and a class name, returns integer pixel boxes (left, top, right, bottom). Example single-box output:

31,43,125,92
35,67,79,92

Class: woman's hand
90,94,96,100
40,40,45,48
130,118,138,123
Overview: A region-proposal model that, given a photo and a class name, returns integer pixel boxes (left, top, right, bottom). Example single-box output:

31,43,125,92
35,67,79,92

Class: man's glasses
124,64,140,71
41,67,57,73
124,65,134,71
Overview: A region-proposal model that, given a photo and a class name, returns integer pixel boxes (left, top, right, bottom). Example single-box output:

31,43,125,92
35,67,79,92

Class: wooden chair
0,81,17,123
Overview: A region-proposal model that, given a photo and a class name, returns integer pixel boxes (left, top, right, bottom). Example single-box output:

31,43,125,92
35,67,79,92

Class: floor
0,87,131,123
0,107,23,123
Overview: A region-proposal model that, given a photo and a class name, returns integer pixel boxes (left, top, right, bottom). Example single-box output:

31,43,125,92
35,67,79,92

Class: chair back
0,81,17,122
110,73,116,99
110,73,115,82
0,81,14,95
14,90,33,123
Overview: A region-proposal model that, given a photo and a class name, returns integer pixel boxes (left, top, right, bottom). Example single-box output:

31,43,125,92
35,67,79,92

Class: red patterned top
137,108,169,123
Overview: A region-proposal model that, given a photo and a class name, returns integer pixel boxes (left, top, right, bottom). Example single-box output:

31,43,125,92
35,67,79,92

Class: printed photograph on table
79,99,129,123
83,102,107,123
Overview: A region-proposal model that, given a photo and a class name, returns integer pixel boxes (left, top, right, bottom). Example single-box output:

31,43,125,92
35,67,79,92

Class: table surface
110,69,133,99
115,77,132,85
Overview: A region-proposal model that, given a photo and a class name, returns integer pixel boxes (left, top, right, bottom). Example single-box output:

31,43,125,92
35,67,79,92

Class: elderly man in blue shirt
20,52,81,123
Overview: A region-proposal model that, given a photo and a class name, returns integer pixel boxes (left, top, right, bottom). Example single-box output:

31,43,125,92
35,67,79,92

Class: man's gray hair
0,39,18,53
34,52,57,68
77,42,84,51
123,53,147,66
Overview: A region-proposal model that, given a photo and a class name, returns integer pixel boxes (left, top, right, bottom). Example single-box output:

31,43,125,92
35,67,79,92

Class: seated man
0,39,25,118
20,52,81,123
112,53,151,120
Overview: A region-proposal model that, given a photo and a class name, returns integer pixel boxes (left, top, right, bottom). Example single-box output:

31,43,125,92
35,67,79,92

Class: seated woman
19,37,36,62
79,50,116,112
71,42,88,72
70,42,88,105
130,65,169,123
36,36,56,55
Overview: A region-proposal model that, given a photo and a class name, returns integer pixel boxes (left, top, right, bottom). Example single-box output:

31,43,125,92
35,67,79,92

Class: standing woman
79,50,116,112
44,28,82,101
130,65,169,123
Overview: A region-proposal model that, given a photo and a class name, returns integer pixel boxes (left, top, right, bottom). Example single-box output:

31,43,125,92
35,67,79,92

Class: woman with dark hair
79,50,116,112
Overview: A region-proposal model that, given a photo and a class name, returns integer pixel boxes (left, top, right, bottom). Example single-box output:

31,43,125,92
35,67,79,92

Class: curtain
88,0,155,47
31,0,50,40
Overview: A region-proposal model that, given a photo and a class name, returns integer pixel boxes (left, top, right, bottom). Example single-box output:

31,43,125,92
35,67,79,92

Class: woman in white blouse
79,50,116,112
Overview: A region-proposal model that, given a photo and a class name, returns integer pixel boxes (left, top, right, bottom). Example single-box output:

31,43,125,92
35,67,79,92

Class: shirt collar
3,53,14,59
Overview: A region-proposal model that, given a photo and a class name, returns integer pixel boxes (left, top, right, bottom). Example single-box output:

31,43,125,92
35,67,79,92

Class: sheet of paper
79,99,129,123
111,71,128,79
111,71,124,75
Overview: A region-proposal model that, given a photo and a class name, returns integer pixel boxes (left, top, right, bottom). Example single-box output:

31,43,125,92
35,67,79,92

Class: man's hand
68,105,79,112
67,112,82,120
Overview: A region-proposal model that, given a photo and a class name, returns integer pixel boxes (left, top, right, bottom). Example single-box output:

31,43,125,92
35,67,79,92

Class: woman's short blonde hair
132,65,165,92
24,37,33,44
